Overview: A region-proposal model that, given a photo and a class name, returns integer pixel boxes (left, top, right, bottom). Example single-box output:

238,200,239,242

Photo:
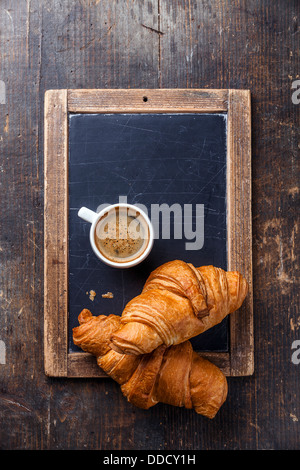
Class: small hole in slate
143,96,148,102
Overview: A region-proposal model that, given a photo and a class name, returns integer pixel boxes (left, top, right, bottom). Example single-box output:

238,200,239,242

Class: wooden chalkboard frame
44,89,253,378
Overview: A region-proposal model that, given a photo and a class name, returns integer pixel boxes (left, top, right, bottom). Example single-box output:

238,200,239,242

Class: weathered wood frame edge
44,88,253,378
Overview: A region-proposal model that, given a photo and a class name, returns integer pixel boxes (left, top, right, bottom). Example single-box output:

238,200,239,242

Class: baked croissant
110,260,248,355
73,309,228,418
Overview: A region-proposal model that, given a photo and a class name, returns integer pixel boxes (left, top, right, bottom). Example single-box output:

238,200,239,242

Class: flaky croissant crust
73,309,228,419
110,260,248,355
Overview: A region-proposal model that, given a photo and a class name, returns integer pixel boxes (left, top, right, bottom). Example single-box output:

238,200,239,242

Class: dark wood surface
0,0,299,450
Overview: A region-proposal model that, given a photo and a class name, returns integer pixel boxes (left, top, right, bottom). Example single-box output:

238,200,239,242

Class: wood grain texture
44,89,68,377
0,0,299,451
227,89,253,376
68,88,228,112
67,352,108,378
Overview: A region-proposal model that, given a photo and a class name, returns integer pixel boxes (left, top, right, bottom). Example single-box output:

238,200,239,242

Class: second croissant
73,309,228,418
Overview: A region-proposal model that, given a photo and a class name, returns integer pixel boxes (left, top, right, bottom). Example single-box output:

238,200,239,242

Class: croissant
73,309,228,419
110,260,248,355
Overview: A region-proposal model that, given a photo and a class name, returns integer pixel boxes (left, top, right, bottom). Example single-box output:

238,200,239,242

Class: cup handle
78,207,98,224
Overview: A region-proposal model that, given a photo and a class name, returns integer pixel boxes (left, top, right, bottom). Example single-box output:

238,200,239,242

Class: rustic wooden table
0,0,299,450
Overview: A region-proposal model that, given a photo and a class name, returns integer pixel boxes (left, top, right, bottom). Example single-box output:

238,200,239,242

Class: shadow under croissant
73,309,228,419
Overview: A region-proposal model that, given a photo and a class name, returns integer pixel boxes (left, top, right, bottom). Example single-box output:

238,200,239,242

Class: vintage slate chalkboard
68,112,228,353
44,89,253,377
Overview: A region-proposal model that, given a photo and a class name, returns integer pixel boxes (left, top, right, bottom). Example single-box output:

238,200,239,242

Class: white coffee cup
78,203,154,268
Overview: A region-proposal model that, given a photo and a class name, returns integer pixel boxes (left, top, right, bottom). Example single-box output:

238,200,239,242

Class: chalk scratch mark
141,23,164,36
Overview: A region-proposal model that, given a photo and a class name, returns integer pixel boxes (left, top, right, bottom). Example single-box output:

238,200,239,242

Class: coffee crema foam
94,208,149,263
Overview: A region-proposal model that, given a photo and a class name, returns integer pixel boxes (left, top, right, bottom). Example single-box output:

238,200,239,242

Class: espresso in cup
94,207,150,264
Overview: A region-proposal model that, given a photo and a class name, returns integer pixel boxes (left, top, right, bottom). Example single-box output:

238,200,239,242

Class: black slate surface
68,113,227,353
